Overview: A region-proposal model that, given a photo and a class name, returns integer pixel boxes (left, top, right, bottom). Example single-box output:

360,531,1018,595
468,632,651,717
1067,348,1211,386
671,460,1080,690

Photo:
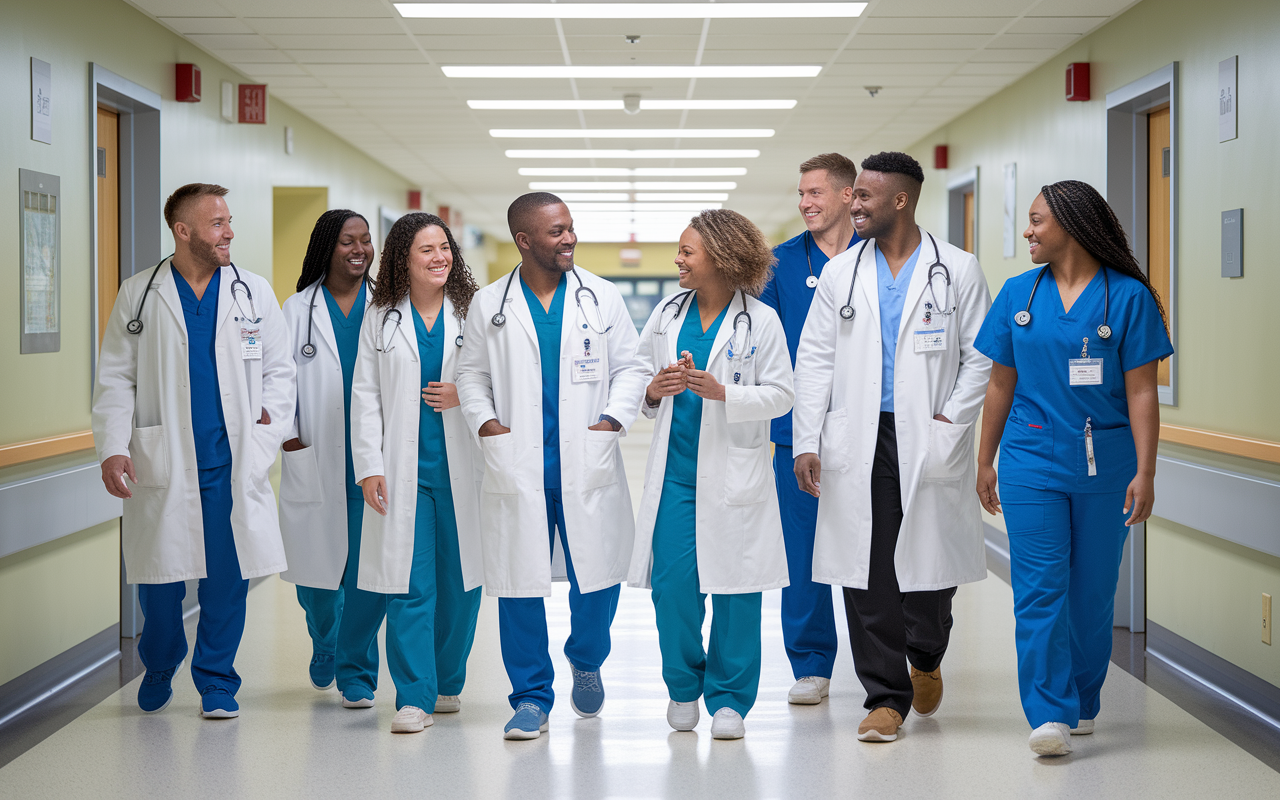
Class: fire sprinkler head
625,34,640,44
865,86,882,98
623,93,641,115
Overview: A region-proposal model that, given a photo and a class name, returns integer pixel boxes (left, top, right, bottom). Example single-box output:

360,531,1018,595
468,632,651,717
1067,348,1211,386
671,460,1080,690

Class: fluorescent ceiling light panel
443,66,821,79
527,182,738,190
635,181,737,190
519,167,748,177
492,129,773,139
567,203,719,212
634,193,729,202
506,149,759,159
555,193,632,202
469,100,796,111
397,4,866,20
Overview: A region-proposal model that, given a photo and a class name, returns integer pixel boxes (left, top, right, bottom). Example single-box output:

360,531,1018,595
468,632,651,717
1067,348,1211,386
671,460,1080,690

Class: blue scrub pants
137,464,249,695
1001,482,1130,729
774,445,837,680
651,479,762,718
385,487,482,711
498,488,620,713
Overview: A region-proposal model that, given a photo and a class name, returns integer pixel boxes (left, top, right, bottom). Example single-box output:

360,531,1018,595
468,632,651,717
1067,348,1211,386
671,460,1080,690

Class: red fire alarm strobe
176,64,201,103
934,145,949,170
238,84,268,124
1066,63,1091,102
407,190,422,210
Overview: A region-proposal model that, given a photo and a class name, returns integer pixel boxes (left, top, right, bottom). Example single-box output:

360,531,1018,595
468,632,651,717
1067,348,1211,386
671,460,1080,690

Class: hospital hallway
0,418,1277,798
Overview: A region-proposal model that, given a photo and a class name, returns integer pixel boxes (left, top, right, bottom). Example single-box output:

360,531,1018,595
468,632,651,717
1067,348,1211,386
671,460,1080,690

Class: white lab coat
628,291,795,594
277,281,373,590
456,265,649,598
92,258,295,583
792,229,993,591
349,295,484,594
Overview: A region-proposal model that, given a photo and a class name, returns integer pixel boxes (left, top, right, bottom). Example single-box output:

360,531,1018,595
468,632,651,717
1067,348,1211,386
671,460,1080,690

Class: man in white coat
93,184,294,719
456,192,648,740
793,152,992,742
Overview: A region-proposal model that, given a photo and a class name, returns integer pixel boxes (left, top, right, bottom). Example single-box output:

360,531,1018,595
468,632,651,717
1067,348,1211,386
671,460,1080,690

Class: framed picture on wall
20,169,61,354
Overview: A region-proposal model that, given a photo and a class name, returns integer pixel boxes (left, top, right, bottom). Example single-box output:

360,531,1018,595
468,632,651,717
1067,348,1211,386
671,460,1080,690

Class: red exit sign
238,84,267,124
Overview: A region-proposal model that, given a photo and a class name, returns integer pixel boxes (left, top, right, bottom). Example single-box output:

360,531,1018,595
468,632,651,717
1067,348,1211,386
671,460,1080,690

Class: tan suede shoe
857,707,903,742
910,666,943,717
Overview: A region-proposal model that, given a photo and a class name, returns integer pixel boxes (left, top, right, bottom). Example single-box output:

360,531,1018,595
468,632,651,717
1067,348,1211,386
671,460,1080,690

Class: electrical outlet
1265,594,1273,646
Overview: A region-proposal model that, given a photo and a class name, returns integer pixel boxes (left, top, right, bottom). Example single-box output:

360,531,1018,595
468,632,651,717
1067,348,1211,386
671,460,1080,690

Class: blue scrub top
323,282,367,498
760,229,860,445
411,305,452,490
975,266,1173,494
521,273,567,490
173,266,232,468
876,242,922,413
664,295,729,487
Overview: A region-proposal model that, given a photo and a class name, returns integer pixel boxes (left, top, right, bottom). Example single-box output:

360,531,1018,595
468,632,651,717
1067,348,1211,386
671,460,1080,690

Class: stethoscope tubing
128,256,254,335
491,264,606,335
1014,264,1112,340
839,232,951,322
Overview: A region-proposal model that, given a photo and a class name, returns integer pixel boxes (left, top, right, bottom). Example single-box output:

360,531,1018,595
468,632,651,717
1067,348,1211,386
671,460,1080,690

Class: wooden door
962,190,975,254
1147,106,1171,387
97,107,120,344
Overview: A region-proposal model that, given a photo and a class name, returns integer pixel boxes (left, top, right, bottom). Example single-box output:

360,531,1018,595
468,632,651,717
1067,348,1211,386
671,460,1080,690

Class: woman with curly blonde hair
349,213,485,733
628,209,795,739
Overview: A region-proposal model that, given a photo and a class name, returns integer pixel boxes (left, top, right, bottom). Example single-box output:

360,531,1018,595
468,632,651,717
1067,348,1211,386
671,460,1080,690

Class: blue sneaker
568,660,605,718
309,654,336,690
503,702,549,740
200,687,240,719
137,662,181,713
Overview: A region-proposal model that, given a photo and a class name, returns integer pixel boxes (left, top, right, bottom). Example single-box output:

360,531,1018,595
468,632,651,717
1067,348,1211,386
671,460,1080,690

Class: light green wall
0,521,120,685
901,0,1280,680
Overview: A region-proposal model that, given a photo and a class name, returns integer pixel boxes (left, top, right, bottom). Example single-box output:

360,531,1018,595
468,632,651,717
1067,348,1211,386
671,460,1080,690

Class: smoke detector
623,93,641,115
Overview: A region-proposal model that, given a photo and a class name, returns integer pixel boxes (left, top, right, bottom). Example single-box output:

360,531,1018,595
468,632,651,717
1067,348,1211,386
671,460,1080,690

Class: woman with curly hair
628,209,795,740
349,213,484,734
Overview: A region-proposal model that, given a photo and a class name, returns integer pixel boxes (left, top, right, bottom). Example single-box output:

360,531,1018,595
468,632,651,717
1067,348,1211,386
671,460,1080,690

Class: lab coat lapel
152,258,188,335
856,240,881,328
897,228,933,341
216,265,239,334
304,281,340,362
507,265,541,350
704,292,737,367
441,295,460,375
393,295,419,362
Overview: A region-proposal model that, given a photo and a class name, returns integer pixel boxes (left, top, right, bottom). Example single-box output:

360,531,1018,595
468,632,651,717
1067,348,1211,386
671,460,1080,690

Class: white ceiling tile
232,62,308,76
157,16,252,34
402,18,560,35
968,48,1059,62
248,18,405,35
126,0,234,15
219,0,391,17
1008,16,1110,34
870,0,1032,16
850,33,1000,49
955,61,1040,75
212,49,292,63
186,33,274,49
261,76,326,88
859,17,1011,35
286,50,429,65
262,34,417,50
986,33,1081,49
1026,0,1140,17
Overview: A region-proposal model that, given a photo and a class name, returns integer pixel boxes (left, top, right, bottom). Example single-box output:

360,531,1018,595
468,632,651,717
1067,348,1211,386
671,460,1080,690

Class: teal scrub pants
386,486,482,711
295,497,388,699
651,478,762,718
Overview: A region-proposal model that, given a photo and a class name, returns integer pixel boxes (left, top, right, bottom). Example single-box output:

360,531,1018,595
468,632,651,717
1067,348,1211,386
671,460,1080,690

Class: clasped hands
645,351,725,406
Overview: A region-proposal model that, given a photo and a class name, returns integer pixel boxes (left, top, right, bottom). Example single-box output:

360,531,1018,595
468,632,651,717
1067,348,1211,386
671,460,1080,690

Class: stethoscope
1014,264,1112,339
374,305,465,353
127,256,256,334
300,279,400,358
491,264,607,335
802,230,859,290
654,289,756,381
839,232,953,322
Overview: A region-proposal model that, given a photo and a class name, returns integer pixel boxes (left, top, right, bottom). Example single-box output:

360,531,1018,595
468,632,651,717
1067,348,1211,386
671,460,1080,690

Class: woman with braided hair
974,180,1172,757
349,213,484,733
278,209,386,703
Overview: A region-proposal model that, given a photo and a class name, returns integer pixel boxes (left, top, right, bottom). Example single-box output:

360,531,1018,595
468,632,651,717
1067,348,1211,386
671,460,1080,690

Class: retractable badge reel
1068,337,1103,386
912,302,947,353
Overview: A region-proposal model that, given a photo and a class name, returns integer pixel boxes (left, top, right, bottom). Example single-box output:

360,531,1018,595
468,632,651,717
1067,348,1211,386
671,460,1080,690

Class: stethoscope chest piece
1014,310,1032,327
126,319,144,334
1097,324,1112,340
839,304,856,321
455,334,464,347
806,275,819,289
491,311,507,328
300,342,316,358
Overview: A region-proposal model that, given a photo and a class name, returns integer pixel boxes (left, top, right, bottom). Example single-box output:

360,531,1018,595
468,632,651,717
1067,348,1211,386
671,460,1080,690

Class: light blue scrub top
521,273,567,490
974,266,1173,494
173,266,231,468
412,305,451,490
664,295,729,487
323,282,367,498
876,242,922,413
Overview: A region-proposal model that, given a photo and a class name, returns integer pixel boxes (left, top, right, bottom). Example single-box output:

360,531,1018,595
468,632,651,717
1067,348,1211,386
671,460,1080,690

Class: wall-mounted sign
31,58,52,144
221,80,235,122
238,84,267,124
1003,163,1017,259
19,169,61,353
1219,56,1237,143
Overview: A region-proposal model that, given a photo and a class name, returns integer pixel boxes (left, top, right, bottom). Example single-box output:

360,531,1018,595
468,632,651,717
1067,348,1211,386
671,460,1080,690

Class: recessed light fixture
527,182,738,191
468,100,797,111
634,193,729,202
519,167,748,177
491,129,774,139
506,149,760,159
396,4,866,20
444,66,821,79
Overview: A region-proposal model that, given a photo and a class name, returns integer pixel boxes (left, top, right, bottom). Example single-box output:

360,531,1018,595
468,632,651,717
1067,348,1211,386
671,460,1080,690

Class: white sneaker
667,700,699,731
1070,718,1095,735
391,706,432,733
435,695,461,714
341,693,375,709
787,676,830,705
710,708,745,740
1029,722,1073,756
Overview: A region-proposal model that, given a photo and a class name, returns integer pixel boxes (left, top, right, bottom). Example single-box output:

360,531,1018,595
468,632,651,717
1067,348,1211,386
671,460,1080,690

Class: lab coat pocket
820,409,851,473
129,425,170,488
921,419,974,482
583,428,621,490
724,446,770,506
480,433,519,495
279,446,323,504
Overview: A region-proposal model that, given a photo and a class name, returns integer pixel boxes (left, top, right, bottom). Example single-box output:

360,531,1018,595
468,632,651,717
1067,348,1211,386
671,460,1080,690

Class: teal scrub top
974,266,1173,493
664,295,729,487
875,242,922,413
412,305,451,490
520,273,567,490
322,282,367,498
172,266,231,468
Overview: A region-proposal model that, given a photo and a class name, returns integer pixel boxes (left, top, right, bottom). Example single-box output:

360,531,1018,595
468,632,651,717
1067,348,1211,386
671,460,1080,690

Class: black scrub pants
842,412,957,720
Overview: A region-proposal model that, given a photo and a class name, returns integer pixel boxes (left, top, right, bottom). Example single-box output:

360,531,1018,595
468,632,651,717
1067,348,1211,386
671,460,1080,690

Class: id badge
240,322,263,360
1069,358,1103,386
571,335,602,383
913,327,946,353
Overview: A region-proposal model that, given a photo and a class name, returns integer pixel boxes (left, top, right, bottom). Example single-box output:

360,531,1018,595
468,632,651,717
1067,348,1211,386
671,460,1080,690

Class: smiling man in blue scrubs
759,153,860,705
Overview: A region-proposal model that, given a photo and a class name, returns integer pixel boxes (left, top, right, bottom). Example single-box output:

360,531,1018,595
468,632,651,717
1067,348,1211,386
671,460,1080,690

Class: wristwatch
598,414,622,432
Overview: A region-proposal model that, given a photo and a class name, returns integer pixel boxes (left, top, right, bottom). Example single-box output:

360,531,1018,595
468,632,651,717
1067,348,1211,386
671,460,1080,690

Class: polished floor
4,422,1280,797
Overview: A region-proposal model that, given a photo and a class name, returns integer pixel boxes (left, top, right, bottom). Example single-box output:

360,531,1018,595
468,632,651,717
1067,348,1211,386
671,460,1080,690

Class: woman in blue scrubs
631,209,794,740
351,213,485,733
974,181,1172,757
